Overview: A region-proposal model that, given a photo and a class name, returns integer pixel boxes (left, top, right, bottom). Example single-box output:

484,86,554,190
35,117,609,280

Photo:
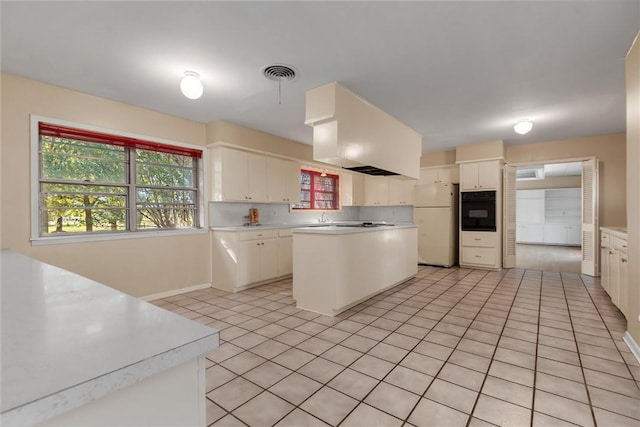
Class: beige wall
455,139,505,162
625,33,640,346
1,73,210,297
507,133,627,227
420,149,456,167
207,121,313,161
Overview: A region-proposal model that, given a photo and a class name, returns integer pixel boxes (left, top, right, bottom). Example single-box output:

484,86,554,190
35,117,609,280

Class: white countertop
210,221,411,232
292,223,417,235
0,250,219,427
600,226,628,239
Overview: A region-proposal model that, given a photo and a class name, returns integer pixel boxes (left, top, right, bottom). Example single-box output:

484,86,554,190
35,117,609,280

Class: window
293,169,339,210
36,121,203,238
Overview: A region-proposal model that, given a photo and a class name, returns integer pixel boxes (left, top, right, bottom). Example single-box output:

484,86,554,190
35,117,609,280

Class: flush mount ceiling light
262,64,296,104
514,120,533,135
180,71,203,100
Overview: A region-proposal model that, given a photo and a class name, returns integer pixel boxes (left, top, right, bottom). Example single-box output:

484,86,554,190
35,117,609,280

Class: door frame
504,156,599,276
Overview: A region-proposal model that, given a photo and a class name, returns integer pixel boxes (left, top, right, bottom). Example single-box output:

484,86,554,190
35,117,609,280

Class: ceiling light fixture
180,71,203,100
514,120,533,135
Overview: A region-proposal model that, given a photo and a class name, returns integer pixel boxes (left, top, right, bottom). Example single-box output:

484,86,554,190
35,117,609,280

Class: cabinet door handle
621,258,627,263
256,243,260,246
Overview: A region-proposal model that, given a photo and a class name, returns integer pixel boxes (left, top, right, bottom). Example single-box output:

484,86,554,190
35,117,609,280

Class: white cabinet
363,176,390,206
600,228,628,317
460,161,500,190
419,166,459,185
388,178,415,205
341,172,365,206
211,228,289,292
516,224,544,243
210,147,268,202
268,157,300,203
515,188,580,245
620,251,629,317
460,231,501,269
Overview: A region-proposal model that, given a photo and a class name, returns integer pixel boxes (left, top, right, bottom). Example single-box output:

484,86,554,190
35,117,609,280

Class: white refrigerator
413,183,459,267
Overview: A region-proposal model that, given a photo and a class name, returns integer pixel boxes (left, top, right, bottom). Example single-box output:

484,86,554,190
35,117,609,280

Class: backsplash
209,202,413,227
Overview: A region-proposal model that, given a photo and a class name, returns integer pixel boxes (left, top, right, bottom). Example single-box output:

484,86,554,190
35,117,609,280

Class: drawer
278,229,293,237
238,229,279,241
609,235,627,252
461,231,497,248
461,247,496,266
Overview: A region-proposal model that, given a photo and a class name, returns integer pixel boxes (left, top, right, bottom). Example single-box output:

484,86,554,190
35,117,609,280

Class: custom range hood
305,82,421,179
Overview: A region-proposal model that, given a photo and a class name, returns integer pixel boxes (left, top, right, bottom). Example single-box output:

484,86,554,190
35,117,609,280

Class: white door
581,158,599,276
503,165,516,268
221,148,249,201
247,153,268,201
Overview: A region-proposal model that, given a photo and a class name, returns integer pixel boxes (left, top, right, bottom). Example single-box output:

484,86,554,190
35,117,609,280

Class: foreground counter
0,250,219,427
292,224,418,316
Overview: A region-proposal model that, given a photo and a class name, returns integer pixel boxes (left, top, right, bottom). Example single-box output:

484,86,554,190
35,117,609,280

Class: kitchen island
292,224,418,316
1,250,219,427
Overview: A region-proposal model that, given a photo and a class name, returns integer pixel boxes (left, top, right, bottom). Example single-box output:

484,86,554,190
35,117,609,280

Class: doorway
515,162,582,273
503,159,599,276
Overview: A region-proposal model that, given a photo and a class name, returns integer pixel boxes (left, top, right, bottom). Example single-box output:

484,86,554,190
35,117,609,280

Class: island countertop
0,250,219,427
292,223,417,234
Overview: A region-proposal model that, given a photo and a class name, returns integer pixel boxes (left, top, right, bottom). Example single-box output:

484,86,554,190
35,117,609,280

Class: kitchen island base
292,225,418,316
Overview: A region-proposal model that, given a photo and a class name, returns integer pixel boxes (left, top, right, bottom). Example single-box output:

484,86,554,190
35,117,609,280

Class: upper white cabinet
341,172,364,206
363,176,390,206
419,165,460,185
210,147,268,202
267,157,300,203
388,178,416,205
460,160,501,190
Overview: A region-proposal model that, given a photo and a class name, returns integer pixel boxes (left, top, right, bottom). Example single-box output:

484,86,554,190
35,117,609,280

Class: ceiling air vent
262,64,296,81
262,64,296,104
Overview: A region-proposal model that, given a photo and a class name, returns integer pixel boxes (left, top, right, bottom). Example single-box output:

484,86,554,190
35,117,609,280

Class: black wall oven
461,191,496,232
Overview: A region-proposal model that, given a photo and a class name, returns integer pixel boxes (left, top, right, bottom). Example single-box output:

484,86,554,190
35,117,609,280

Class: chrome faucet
320,212,329,223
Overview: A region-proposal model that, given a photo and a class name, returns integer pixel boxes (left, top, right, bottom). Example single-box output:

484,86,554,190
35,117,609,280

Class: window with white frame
36,122,203,237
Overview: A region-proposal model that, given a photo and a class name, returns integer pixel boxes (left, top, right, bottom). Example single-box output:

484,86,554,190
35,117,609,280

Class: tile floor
152,267,640,426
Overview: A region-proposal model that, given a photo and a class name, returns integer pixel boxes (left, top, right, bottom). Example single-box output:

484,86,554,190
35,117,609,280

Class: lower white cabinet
543,223,581,246
600,227,628,317
211,229,291,292
277,230,293,276
460,231,501,269
516,223,544,243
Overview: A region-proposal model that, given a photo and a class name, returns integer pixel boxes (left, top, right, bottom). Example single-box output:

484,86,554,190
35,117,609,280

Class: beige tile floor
152,267,640,426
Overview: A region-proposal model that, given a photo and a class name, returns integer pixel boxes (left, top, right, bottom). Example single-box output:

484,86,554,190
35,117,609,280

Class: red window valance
39,122,203,158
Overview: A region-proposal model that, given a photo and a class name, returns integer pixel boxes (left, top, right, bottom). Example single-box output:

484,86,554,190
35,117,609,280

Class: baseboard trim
623,331,640,365
141,283,212,302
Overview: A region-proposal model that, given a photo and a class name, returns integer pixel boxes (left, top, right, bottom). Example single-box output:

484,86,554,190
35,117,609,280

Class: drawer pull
621,258,627,263
474,255,482,258
474,238,481,241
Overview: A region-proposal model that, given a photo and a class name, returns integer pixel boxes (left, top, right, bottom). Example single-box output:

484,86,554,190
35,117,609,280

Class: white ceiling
2,2,638,154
